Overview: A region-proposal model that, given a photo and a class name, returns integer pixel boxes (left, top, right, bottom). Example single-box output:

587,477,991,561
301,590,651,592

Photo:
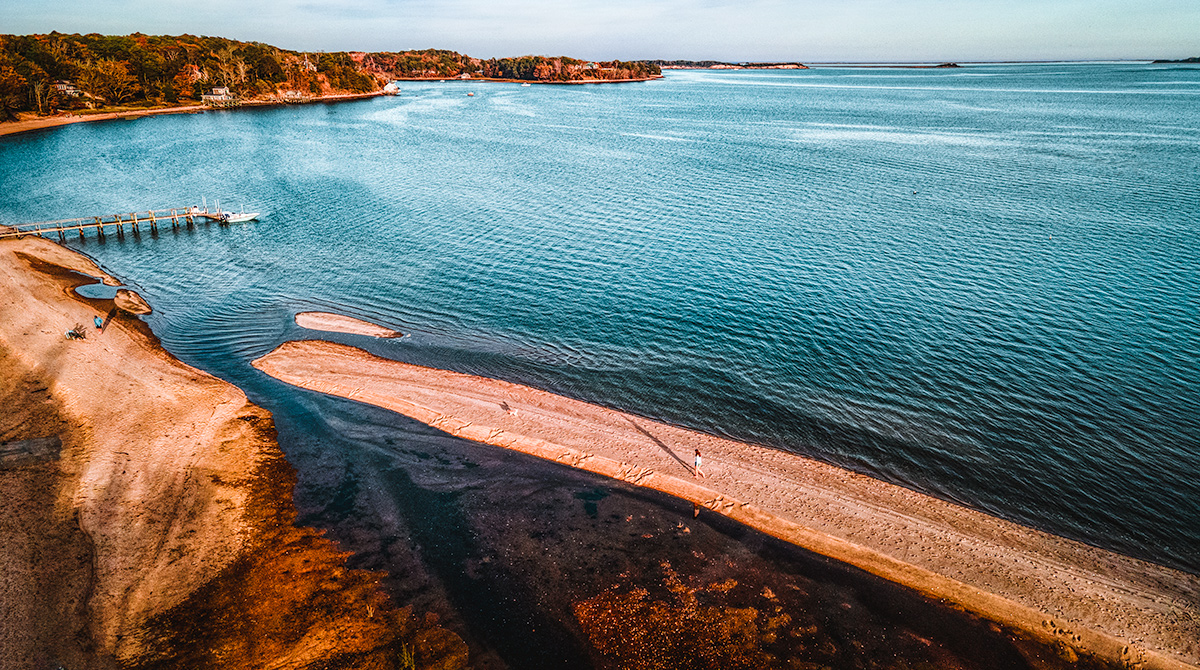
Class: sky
3,0,1198,62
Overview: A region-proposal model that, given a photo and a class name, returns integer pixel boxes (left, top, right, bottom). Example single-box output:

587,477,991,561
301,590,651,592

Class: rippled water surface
3,64,1198,573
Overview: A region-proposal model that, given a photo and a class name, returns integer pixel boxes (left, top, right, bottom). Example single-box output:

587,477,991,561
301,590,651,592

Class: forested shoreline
0,32,661,120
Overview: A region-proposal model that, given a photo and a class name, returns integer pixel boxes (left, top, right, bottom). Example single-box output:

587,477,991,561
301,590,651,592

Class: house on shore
280,90,313,103
53,81,82,97
201,87,239,107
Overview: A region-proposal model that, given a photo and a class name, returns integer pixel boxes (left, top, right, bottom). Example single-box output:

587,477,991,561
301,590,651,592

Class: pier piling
0,206,256,242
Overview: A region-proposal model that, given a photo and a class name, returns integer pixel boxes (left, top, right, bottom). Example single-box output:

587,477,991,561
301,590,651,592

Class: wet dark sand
0,344,98,669
263,385,1120,670
254,340,1200,670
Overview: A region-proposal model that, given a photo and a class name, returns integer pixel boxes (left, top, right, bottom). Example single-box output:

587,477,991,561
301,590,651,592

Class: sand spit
0,92,385,139
0,238,465,669
296,310,403,338
0,105,207,138
253,339,1200,670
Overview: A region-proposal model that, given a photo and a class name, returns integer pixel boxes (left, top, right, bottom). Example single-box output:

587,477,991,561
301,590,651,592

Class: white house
201,87,237,106
53,81,82,97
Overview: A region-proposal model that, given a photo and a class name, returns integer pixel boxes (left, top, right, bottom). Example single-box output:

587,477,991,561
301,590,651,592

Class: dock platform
0,207,249,242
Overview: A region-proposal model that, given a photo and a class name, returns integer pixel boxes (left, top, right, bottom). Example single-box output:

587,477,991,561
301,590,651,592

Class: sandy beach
253,339,1200,669
0,92,385,139
0,237,465,668
0,106,208,138
296,310,404,338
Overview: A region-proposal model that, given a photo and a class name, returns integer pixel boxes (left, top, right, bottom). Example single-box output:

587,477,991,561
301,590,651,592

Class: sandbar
0,238,464,668
295,310,403,338
253,339,1200,669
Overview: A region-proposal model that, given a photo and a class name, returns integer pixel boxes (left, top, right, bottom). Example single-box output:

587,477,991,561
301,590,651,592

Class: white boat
218,203,260,223
222,211,260,223
192,198,259,223
521,83,531,87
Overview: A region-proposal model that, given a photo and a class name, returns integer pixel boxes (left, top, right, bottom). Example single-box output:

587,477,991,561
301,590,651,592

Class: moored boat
222,211,260,223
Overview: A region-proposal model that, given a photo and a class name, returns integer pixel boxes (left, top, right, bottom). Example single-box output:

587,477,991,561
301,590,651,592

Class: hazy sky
3,0,1198,61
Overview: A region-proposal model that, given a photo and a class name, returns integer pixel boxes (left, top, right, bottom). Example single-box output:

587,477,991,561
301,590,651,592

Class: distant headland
649,60,966,70
0,32,662,129
651,60,808,70
1152,56,1200,63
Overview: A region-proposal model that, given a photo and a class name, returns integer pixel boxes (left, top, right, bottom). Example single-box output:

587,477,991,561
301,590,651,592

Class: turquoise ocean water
2,64,1198,574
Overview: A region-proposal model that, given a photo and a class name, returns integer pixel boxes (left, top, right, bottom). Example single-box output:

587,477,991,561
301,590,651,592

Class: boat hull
222,213,260,223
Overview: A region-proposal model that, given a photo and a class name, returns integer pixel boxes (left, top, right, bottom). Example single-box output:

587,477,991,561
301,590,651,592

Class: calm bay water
3,64,1198,574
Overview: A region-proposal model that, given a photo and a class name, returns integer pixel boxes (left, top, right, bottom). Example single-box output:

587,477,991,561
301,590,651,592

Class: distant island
1151,56,1200,63
808,62,960,69
651,60,808,70
0,32,662,123
649,60,967,70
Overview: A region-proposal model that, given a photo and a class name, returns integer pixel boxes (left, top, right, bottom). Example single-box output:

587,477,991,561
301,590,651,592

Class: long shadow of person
626,417,693,475
99,307,118,332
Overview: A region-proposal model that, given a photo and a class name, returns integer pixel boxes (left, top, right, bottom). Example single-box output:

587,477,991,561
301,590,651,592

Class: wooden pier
0,207,239,242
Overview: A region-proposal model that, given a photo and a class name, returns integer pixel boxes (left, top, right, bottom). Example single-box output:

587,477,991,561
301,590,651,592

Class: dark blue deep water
3,64,1198,574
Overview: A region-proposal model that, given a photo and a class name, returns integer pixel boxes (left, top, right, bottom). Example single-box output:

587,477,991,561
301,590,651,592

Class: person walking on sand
694,449,704,478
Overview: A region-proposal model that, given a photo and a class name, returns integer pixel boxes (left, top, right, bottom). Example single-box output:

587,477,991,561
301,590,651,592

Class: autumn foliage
0,32,661,119
371,49,661,82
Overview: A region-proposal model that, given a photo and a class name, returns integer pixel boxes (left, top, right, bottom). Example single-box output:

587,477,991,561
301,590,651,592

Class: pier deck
0,207,247,242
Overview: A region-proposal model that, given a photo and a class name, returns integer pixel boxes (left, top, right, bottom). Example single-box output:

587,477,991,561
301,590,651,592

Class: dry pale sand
0,92,385,139
0,237,261,663
295,310,403,338
0,238,465,668
254,339,1200,670
0,106,206,138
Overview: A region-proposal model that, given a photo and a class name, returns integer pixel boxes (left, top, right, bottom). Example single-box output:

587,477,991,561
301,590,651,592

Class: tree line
0,32,380,120
371,50,661,82
0,33,661,121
